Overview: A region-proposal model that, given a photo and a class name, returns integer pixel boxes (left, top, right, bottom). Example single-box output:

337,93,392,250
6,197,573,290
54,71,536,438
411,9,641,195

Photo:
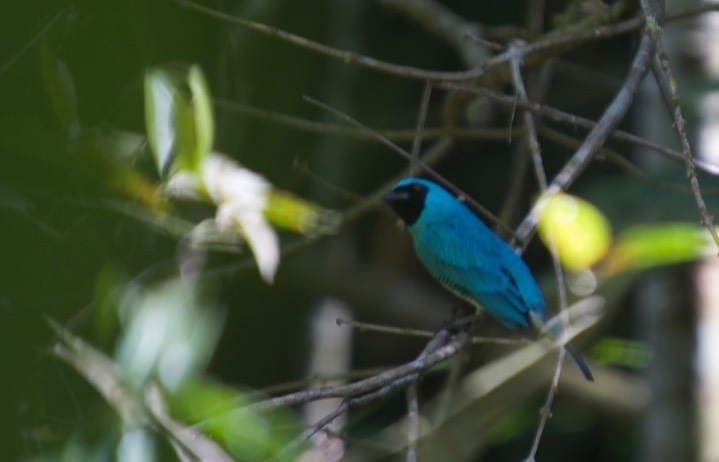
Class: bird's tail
530,308,594,382
565,342,594,382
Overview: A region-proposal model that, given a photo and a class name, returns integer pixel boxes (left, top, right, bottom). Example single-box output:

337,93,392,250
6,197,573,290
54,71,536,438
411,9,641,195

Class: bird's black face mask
383,182,428,227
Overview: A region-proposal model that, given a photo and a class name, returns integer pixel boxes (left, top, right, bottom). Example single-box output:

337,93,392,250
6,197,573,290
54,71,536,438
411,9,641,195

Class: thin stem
249,328,471,412
176,0,644,85
409,81,433,176
513,32,655,249
216,98,511,142
526,347,567,461
437,82,719,176
406,384,420,462
509,43,548,191
509,37,573,457
0,8,67,76
175,0,483,82
641,0,719,249
303,95,518,239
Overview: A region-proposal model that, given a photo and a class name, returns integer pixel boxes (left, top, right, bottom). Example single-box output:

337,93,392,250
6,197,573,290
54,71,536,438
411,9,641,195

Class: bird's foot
441,306,481,333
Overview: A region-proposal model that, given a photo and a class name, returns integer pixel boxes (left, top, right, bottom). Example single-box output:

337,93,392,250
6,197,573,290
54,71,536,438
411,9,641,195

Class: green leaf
144,65,214,177
265,190,342,235
169,378,302,461
187,64,214,172
590,337,652,369
600,222,707,276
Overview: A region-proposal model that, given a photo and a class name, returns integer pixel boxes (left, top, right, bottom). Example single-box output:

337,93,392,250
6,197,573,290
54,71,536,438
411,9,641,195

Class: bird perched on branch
383,177,593,381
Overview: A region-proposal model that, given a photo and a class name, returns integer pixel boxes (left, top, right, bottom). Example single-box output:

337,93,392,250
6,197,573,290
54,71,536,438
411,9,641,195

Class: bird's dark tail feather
565,343,593,382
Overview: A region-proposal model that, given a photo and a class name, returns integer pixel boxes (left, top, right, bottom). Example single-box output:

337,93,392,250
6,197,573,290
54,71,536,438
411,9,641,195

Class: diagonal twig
249,327,471,412
513,31,656,249
409,81,433,176
437,82,719,176
508,37,578,459
640,0,719,249
406,384,420,462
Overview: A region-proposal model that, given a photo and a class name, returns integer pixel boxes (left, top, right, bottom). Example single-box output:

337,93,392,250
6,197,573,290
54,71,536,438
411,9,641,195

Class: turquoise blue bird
383,178,593,381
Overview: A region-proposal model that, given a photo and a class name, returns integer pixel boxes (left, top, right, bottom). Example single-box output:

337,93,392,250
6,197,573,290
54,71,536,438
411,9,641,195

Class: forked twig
640,0,719,249
514,31,656,248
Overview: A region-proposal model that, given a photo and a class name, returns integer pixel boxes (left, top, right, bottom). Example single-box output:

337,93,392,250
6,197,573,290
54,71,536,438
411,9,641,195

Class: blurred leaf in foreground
143,63,340,283
50,317,236,461
50,301,301,461
599,222,709,277
590,337,653,369
144,64,213,176
114,278,224,392
537,192,612,272
170,378,302,461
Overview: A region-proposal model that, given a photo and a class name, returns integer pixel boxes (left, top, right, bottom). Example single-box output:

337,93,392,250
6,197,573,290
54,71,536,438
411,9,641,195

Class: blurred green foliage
2,0,718,461
537,192,613,271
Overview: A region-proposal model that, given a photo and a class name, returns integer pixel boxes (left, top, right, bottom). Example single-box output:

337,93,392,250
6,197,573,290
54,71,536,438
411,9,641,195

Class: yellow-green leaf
265,190,342,235
537,192,612,271
187,64,214,172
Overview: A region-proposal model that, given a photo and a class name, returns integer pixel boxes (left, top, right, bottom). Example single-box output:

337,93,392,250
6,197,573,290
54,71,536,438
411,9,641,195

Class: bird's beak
382,190,410,204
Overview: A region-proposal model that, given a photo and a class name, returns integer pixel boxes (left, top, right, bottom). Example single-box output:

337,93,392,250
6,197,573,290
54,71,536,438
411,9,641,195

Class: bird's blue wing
414,216,544,329
391,178,593,379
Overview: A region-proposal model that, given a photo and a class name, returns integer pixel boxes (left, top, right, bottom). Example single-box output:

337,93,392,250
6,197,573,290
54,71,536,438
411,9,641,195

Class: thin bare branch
513,31,656,248
176,0,643,86
336,317,528,345
249,327,471,412
409,81,433,176
380,0,490,67
437,82,719,176
215,99,511,142
302,95,518,238
0,8,67,76
509,42,548,190
299,401,350,447
406,384,420,462
538,125,719,194
641,0,719,249
174,0,482,82
527,348,567,461
509,36,577,456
